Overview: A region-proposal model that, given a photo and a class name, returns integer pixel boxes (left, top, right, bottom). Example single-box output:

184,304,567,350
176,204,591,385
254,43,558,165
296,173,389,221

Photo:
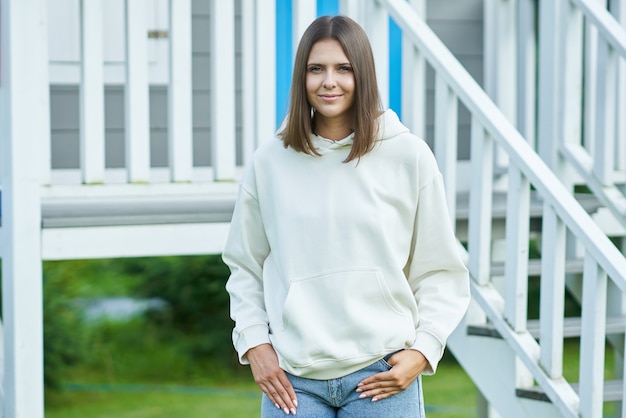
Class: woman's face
305,39,355,125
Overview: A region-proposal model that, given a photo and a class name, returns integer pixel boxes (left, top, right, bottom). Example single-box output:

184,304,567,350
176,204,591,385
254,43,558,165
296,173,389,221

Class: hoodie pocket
274,268,415,369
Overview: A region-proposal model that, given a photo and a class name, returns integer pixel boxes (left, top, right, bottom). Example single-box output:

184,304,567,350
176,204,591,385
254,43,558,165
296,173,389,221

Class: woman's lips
319,94,342,102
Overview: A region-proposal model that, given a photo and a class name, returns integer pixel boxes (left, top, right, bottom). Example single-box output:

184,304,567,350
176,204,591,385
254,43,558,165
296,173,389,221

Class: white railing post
468,117,494,286
560,2,584,164
125,0,151,183
80,0,106,184
537,0,562,170
539,204,566,379
503,167,530,331
362,0,389,109
434,75,458,226
293,0,317,53
241,0,256,165
485,0,515,175
255,0,276,143
578,256,607,418
487,0,517,122
0,0,47,416
517,0,537,148
401,0,426,138
614,0,626,173
169,0,193,182
594,36,617,185
583,0,602,157
339,0,364,25
210,0,236,181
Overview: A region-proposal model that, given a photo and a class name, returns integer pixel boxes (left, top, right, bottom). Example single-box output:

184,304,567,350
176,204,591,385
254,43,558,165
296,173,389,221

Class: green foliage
73,317,233,384
119,255,238,367
43,261,91,390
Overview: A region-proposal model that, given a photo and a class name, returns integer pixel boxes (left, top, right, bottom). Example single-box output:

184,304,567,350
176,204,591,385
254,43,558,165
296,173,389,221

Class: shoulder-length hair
277,15,383,163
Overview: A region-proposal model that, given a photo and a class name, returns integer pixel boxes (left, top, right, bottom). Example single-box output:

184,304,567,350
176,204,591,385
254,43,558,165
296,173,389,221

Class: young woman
224,15,470,417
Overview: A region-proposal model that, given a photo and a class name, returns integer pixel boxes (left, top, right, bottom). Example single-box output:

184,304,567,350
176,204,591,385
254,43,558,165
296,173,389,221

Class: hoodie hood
310,109,410,153
378,108,410,140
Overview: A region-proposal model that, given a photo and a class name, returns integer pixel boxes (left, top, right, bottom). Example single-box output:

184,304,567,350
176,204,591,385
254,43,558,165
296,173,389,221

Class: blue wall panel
389,17,402,119
316,0,339,16
276,0,293,128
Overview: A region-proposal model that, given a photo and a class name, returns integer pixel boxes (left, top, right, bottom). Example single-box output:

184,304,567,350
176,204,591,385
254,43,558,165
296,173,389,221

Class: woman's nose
323,73,337,88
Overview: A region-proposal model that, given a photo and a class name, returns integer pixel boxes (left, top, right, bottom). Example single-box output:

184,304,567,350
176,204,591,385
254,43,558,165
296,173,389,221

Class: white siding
49,0,483,169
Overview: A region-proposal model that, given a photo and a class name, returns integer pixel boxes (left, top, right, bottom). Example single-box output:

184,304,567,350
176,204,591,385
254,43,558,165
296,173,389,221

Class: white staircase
1,0,626,417
444,0,626,416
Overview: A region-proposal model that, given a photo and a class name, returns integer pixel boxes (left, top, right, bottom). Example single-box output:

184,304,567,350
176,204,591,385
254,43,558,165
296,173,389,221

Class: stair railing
542,0,626,229
380,0,626,416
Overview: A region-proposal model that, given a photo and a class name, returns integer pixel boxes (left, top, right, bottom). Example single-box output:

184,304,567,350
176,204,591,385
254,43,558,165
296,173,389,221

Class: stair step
467,316,626,339
490,258,585,277
516,380,624,403
455,191,602,221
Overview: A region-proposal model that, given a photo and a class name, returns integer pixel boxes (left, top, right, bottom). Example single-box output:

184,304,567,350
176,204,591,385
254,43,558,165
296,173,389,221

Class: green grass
45,330,478,418
46,364,477,418
46,388,262,418
423,355,476,417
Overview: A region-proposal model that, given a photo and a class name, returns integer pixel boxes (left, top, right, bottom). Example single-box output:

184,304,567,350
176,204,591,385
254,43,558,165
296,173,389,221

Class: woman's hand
356,349,428,402
246,343,298,415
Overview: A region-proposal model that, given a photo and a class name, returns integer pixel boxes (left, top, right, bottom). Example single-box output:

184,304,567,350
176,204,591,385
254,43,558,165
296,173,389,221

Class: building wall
49,0,483,169
426,0,483,159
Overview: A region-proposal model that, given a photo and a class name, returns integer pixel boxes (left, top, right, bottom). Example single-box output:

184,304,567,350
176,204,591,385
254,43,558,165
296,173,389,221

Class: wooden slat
486,0,515,171
503,166,530,331
583,9,598,157
293,0,316,54
168,0,193,182
125,0,151,183
241,0,256,165
364,0,389,109
401,0,425,139
539,204,566,379
434,74,458,227
537,0,561,169
516,0,537,147
615,0,626,173
594,37,618,185
80,0,105,184
579,255,608,418
255,0,276,143
561,2,584,161
623,330,626,418
468,116,493,285
210,0,236,181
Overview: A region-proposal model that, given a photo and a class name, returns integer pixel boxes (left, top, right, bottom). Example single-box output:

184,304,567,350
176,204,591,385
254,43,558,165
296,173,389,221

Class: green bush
120,255,238,368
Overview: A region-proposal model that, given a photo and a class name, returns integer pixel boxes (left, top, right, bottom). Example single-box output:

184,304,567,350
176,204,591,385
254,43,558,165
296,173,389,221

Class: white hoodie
224,109,470,380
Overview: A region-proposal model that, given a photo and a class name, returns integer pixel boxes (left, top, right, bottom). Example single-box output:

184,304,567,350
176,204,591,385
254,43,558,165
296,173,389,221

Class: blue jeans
261,357,426,417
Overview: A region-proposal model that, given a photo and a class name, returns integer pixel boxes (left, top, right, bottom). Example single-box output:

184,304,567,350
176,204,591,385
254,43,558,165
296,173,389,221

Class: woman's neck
313,117,353,141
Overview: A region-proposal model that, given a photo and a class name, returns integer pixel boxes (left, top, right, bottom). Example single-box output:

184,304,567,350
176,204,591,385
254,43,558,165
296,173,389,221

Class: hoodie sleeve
223,163,272,365
404,156,470,375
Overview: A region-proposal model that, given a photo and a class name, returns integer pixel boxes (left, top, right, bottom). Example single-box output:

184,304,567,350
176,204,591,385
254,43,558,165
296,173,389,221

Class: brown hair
277,15,383,163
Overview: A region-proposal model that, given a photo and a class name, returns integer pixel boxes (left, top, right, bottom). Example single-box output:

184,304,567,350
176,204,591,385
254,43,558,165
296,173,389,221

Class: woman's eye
308,66,322,73
339,66,352,72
